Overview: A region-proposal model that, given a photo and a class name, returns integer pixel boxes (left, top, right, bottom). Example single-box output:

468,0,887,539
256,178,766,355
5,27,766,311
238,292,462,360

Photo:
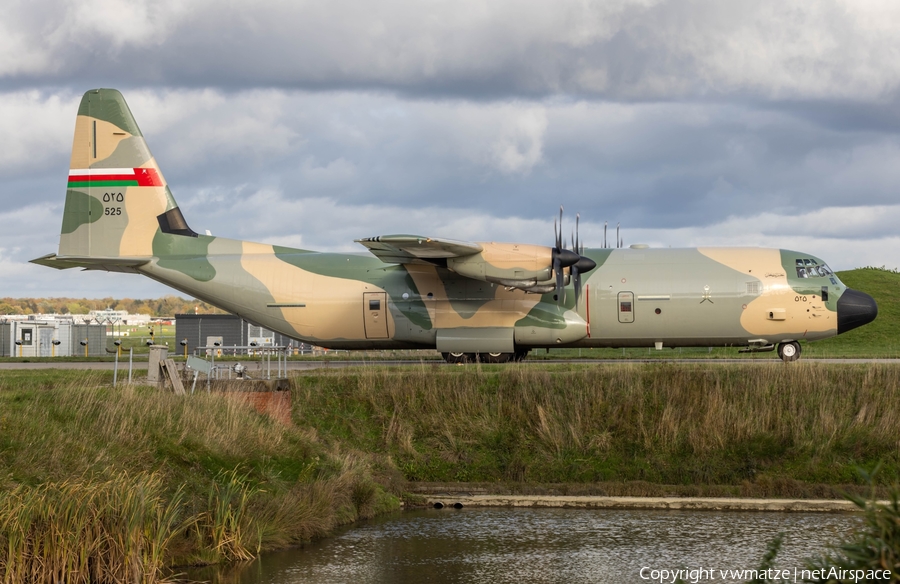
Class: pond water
186,507,861,583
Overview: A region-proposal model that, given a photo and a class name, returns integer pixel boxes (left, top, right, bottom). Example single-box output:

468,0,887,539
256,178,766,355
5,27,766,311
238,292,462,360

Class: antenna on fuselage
603,222,608,248
616,223,620,248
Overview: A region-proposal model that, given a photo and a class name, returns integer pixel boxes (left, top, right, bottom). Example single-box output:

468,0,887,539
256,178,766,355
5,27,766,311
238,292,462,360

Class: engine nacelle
447,242,552,286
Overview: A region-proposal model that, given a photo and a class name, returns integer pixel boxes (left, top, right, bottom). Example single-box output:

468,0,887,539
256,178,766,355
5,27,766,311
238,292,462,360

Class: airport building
0,319,106,357
88,309,151,326
174,314,313,356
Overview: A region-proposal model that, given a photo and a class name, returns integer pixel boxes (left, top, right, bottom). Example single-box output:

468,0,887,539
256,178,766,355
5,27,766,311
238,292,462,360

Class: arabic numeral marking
104,207,122,216
102,192,124,203
794,295,807,302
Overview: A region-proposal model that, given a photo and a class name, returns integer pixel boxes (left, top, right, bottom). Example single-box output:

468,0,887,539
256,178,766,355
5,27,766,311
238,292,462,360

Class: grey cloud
4,1,900,104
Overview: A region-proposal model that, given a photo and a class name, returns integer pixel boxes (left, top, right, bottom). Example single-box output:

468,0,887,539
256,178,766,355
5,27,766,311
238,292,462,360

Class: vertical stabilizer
58,88,194,261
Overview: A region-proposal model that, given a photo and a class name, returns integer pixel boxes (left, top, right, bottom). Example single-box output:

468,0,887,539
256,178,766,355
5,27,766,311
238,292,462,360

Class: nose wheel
777,341,801,362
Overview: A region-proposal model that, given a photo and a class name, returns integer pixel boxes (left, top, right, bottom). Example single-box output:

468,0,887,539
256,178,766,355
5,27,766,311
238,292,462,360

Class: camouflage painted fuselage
135,239,846,350
34,89,877,357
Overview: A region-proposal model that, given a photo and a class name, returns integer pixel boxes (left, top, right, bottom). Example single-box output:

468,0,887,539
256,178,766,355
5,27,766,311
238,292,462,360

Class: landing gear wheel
777,341,801,363
442,352,475,364
513,349,530,362
481,352,512,364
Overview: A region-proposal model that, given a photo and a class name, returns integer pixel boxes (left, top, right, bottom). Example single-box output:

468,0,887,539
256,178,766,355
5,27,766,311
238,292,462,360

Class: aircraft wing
355,235,483,264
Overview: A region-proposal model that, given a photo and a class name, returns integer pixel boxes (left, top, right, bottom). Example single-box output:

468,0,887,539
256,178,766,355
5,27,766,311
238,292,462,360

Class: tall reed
0,371,402,580
0,473,182,584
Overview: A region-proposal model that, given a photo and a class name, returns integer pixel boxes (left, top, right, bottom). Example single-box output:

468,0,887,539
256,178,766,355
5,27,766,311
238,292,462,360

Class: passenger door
363,292,389,339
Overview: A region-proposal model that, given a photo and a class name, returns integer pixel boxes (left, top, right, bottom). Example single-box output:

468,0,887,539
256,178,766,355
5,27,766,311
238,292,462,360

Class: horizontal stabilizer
356,235,483,264
30,253,150,273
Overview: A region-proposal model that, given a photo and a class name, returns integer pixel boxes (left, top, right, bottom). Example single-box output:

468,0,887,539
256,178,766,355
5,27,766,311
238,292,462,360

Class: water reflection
187,508,859,584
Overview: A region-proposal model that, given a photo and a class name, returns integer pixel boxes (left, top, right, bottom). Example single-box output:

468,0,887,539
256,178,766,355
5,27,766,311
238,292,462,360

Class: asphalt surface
1,358,898,371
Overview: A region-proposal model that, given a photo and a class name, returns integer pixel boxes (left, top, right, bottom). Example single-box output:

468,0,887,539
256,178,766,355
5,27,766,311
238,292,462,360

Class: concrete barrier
423,495,862,513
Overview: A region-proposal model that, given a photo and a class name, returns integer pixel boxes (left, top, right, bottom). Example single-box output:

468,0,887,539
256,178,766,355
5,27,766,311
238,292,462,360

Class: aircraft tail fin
53,88,196,265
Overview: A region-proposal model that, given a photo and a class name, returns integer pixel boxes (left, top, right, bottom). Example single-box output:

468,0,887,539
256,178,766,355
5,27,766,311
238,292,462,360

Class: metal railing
192,345,290,382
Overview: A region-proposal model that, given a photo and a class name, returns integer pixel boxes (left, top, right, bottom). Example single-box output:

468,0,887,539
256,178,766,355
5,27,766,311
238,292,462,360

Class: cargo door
364,292,389,339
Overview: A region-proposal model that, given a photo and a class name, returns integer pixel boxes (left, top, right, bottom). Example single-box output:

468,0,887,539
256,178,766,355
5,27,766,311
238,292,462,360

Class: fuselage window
620,301,632,312
369,299,381,310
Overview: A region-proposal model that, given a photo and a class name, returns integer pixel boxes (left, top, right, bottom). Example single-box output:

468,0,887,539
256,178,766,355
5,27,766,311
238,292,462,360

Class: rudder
58,88,195,261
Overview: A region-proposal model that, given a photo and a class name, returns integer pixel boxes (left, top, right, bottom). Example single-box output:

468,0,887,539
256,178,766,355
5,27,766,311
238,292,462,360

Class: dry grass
0,371,402,581
293,363,900,488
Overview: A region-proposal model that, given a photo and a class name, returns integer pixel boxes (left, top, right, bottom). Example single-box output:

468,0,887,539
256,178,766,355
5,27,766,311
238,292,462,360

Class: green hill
802,267,900,358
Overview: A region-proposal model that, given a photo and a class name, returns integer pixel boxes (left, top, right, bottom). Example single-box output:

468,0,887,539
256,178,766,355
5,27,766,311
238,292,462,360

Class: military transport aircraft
33,89,878,363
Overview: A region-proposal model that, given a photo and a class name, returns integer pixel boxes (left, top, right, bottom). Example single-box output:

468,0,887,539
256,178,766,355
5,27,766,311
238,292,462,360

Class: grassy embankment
2,362,900,580
0,370,402,583
294,363,900,496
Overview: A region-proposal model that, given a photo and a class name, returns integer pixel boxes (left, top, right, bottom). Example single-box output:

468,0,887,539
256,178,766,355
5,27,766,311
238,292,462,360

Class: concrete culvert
453,502,464,509
433,502,444,509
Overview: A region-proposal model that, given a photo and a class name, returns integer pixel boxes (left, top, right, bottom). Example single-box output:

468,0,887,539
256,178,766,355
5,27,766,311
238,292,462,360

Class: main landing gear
441,350,530,364
777,341,801,363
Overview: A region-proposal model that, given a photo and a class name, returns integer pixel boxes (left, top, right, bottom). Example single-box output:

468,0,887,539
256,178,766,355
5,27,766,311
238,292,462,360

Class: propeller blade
557,206,564,250
554,217,559,251
554,256,564,304
575,213,580,254
573,265,581,308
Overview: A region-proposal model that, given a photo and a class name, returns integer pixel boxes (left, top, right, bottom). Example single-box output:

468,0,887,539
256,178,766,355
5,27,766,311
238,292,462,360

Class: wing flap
356,235,483,264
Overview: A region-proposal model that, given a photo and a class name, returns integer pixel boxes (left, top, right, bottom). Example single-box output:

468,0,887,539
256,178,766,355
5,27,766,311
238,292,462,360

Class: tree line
0,296,225,317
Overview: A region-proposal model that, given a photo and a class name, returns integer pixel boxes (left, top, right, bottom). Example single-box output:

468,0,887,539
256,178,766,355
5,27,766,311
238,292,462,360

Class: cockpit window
795,258,833,279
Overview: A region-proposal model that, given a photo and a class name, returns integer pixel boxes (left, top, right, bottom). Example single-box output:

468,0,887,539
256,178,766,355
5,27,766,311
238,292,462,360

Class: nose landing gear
777,341,801,363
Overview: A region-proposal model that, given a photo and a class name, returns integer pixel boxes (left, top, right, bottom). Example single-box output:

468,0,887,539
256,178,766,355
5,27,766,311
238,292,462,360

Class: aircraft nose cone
837,288,878,334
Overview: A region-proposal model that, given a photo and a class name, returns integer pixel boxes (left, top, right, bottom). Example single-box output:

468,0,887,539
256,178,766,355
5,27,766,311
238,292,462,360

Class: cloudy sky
3,0,900,298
